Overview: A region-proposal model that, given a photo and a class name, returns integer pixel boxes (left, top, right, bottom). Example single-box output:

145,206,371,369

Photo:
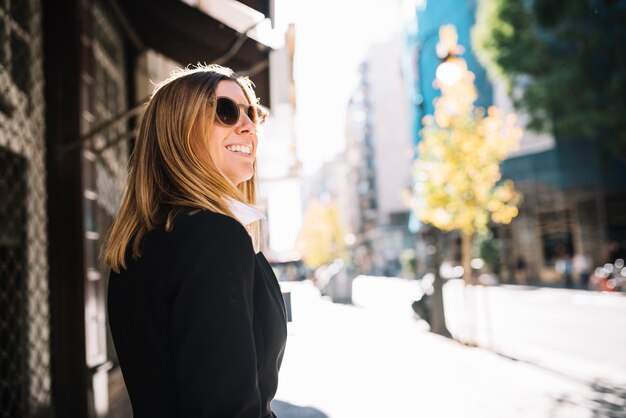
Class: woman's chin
231,171,254,186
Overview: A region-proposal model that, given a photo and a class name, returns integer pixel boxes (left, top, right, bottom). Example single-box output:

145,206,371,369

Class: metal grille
0,0,50,416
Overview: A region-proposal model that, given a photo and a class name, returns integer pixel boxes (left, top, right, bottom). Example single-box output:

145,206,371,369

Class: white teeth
227,145,251,155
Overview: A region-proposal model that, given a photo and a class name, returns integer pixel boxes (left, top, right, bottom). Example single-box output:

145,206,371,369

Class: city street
272,281,626,418
442,280,626,384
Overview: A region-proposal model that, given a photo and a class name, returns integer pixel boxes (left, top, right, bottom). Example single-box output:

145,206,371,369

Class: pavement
440,279,626,385
271,280,626,418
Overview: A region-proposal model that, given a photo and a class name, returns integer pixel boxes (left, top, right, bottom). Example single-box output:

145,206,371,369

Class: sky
285,0,406,174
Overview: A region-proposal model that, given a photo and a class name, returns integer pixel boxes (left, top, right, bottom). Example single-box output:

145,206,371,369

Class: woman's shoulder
169,208,252,250
162,209,256,278
171,207,242,229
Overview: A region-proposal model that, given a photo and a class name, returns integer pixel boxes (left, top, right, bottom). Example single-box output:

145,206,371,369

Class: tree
408,25,522,286
296,199,347,269
472,0,626,159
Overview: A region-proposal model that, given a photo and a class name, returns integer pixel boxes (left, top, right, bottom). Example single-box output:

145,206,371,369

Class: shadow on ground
271,399,330,418
551,379,626,418
588,380,626,418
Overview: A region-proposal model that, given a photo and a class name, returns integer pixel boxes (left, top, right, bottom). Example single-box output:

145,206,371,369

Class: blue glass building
413,0,492,142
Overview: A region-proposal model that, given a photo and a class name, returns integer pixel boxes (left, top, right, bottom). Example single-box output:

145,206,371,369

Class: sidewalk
441,279,626,385
272,281,625,418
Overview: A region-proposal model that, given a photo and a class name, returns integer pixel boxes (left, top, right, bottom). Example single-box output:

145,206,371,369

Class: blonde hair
103,64,261,272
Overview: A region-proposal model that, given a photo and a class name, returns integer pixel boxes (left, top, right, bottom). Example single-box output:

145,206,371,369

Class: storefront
1,0,274,416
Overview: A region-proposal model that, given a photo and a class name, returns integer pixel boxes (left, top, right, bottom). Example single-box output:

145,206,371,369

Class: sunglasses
211,96,262,126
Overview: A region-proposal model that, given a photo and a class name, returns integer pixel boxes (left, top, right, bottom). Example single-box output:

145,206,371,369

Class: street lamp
435,57,465,87
434,25,466,87
408,28,440,236
414,28,440,121
415,25,467,127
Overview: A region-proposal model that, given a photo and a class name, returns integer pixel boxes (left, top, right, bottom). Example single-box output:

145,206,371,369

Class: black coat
107,209,287,418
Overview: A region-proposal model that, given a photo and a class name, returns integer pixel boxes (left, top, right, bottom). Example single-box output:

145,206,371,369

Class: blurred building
0,0,281,416
496,80,626,286
257,24,303,261
406,0,626,286
343,35,416,277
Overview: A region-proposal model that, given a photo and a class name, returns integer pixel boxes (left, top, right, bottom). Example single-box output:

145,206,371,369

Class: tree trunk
462,231,473,285
461,231,477,345
430,230,451,338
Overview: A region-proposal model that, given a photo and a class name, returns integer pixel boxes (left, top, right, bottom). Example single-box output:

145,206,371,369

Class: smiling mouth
226,144,252,156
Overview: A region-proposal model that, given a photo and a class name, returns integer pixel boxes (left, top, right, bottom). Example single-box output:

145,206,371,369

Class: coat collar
226,198,265,226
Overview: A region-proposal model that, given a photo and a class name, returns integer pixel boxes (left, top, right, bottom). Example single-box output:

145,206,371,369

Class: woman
103,64,287,418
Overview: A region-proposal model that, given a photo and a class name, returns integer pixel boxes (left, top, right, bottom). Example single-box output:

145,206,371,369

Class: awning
118,0,272,106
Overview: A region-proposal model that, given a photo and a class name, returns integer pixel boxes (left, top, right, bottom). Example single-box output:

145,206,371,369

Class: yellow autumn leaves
296,200,348,269
408,57,522,236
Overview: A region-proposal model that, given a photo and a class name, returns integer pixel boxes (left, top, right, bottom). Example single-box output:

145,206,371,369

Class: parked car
590,259,624,292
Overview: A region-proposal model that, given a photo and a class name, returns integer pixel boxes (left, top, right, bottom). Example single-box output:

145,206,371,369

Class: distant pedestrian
103,65,286,418
555,249,574,289
564,256,574,288
515,256,528,285
573,253,591,289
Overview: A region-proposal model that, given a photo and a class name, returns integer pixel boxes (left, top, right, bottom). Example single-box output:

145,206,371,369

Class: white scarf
227,198,265,226
227,198,266,253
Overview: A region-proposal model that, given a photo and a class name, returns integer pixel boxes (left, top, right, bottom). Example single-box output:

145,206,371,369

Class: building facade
257,24,303,261
1,0,277,416
0,1,49,416
343,35,416,277
407,0,626,286
496,76,626,285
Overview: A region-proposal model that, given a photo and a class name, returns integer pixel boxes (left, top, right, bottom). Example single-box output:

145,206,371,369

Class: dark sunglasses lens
246,106,256,123
216,98,239,126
